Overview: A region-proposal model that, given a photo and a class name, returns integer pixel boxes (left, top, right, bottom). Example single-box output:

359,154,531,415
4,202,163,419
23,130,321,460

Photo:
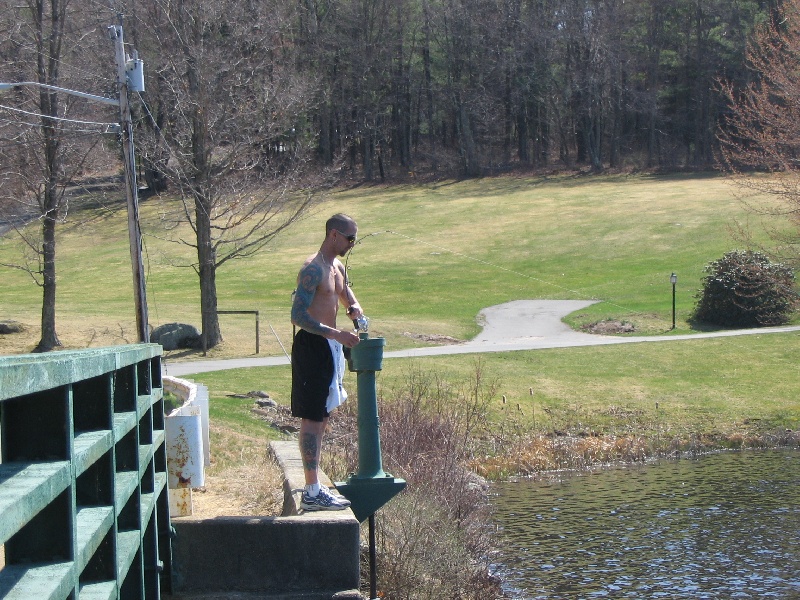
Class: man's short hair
326,213,356,235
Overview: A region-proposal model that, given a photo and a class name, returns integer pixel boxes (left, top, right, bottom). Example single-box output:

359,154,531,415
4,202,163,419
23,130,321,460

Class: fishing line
344,229,643,316
141,233,160,342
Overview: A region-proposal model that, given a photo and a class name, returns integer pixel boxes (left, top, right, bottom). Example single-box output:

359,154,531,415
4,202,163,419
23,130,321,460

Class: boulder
151,322,202,351
0,320,25,335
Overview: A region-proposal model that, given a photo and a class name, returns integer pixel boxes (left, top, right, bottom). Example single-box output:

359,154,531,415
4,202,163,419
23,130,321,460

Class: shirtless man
290,213,363,511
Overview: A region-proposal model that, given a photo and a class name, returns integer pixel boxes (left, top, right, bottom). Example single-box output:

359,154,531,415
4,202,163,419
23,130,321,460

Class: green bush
692,250,798,327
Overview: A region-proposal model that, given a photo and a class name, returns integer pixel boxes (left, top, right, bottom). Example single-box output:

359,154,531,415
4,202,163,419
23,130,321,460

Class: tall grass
329,363,503,600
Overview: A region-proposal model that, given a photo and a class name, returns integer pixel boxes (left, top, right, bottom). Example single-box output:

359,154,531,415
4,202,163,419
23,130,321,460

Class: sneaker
301,486,351,511
320,484,350,505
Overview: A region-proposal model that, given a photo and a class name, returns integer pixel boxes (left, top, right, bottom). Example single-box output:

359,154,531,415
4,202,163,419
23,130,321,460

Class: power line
0,103,118,128
0,131,111,150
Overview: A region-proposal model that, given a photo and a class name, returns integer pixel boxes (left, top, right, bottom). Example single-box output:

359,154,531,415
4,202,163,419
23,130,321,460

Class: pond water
491,450,800,599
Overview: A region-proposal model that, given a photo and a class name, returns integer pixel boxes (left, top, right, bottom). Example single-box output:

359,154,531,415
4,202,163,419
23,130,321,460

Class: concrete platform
166,441,362,600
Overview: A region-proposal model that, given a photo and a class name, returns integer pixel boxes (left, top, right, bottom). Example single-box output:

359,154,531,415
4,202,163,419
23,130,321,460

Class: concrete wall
167,441,362,600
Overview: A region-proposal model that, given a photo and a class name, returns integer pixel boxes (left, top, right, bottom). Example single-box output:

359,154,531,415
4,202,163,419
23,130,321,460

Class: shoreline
473,426,800,480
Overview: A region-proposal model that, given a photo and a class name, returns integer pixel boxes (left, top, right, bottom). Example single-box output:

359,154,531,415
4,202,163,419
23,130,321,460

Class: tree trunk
503,70,512,166
363,130,374,181
35,187,60,352
537,100,550,167
645,8,663,169
319,103,333,164
422,0,436,167
186,9,221,349
457,102,481,177
195,194,222,349
587,113,603,172
34,0,64,353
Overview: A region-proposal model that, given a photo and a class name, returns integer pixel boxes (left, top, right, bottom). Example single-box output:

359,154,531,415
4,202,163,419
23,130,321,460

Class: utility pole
110,22,150,343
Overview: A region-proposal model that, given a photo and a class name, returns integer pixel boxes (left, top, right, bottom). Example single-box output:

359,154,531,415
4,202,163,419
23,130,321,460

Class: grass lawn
185,328,799,452
3,171,795,353
1,171,798,467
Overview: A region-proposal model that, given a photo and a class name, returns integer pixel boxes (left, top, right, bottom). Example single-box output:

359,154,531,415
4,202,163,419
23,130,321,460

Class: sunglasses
336,230,357,243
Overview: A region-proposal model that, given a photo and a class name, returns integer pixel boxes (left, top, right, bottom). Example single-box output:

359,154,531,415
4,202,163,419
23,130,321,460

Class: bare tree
718,0,800,264
130,0,326,349
0,0,112,351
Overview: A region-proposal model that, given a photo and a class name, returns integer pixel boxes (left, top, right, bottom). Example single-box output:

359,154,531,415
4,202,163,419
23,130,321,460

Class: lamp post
0,24,149,342
670,272,677,329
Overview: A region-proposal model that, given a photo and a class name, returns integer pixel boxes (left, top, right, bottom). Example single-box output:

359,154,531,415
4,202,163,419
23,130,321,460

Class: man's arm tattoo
291,262,329,336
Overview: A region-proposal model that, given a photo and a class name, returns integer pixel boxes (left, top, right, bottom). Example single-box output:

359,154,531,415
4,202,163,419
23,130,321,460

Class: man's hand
334,328,361,348
346,304,363,320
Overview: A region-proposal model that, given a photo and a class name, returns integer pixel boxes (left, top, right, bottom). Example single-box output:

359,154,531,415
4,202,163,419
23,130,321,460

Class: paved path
161,300,800,377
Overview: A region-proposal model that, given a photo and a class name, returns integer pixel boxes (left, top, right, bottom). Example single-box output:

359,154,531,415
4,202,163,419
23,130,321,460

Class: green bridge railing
0,343,171,600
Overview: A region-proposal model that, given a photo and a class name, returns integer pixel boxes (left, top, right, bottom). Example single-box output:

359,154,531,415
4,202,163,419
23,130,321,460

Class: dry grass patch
0,315,289,361
178,423,284,518
473,434,650,478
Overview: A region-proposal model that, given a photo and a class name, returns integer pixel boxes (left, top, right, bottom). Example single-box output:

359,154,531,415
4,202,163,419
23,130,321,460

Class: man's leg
299,417,327,486
298,417,348,511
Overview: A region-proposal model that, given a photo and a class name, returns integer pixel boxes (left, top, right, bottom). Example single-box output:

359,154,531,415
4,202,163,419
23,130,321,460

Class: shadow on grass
687,318,787,333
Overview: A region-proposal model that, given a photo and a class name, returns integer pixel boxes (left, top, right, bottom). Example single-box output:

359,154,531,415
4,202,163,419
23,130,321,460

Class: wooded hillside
0,0,780,184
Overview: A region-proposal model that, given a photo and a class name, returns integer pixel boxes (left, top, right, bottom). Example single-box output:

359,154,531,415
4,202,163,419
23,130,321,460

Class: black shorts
291,329,334,422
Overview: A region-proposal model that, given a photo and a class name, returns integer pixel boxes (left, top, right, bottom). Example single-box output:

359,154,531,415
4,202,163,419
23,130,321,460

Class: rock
251,407,276,419
271,422,299,435
227,392,274,405
151,322,202,351
465,471,490,495
0,320,25,335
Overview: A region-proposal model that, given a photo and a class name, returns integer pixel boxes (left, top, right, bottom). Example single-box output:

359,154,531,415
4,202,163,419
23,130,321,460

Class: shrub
692,250,798,327
334,361,503,600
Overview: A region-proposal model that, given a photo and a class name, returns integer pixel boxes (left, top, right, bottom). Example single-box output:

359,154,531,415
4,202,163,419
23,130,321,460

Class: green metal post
354,333,386,478
335,331,406,523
